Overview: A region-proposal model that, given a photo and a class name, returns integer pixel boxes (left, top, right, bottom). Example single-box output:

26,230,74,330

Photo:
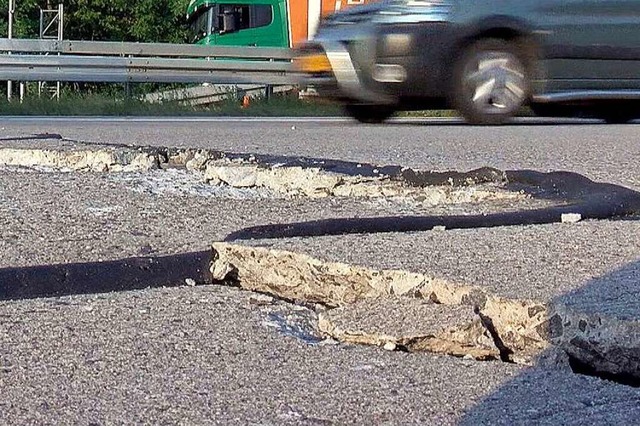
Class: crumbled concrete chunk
383,342,397,351
561,213,582,223
318,298,499,360
211,242,466,307
0,148,158,172
205,165,259,188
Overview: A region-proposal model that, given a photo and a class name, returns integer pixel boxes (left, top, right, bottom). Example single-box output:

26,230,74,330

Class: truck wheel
451,38,530,125
345,104,395,124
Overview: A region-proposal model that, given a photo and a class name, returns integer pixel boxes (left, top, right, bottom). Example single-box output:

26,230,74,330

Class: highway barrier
0,38,297,85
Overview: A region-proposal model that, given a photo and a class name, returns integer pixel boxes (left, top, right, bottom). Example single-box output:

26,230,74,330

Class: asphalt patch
224,169,640,240
0,251,212,301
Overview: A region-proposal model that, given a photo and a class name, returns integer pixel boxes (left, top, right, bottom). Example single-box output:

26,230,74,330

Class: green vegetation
0,89,464,117
0,91,344,116
0,0,188,42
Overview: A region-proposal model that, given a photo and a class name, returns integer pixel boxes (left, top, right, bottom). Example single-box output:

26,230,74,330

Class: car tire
530,103,572,118
574,102,640,123
598,111,637,124
451,38,530,125
344,104,395,124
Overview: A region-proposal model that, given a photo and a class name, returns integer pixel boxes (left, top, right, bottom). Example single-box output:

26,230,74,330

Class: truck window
252,5,273,28
218,4,273,31
190,9,212,42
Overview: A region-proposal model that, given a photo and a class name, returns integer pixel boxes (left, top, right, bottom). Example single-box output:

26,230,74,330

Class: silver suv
296,0,640,124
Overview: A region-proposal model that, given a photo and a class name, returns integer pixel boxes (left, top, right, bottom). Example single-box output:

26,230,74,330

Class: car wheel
451,38,530,125
344,104,395,124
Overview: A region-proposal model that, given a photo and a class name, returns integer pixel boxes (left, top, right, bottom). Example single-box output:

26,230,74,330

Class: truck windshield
189,7,213,43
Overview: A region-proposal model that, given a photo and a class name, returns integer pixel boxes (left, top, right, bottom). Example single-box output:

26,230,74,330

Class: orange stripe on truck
289,0,377,47
289,1,308,47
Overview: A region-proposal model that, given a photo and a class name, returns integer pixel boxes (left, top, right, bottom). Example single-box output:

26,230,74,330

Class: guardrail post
7,0,15,101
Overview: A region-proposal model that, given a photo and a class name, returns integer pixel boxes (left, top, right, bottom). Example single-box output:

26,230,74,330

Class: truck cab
186,0,289,47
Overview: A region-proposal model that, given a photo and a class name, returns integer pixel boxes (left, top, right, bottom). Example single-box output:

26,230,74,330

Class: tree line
0,0,190,43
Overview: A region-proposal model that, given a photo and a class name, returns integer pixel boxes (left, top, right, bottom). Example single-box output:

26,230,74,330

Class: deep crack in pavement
0,137,638,417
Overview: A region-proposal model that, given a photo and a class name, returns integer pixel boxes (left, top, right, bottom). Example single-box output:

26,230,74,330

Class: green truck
186,1,376,48
186,0,289,47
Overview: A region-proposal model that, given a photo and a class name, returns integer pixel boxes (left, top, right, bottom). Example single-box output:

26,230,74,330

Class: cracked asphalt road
1,117,639,424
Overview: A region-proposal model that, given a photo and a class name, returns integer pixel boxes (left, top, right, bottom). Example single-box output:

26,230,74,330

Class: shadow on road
380,116,617,127
0,251,212,301
224,169,640,241
1,169,639,301
459,260,640,425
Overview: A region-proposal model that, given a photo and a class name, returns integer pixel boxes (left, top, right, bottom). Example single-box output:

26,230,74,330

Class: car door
532,0,640,91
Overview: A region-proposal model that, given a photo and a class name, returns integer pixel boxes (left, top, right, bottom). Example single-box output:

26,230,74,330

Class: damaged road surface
210,242,640,382
1,125,639,424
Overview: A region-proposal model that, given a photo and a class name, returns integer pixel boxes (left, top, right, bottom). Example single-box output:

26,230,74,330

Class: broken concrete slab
210,243,530,361
259,227,640,379
203,159,527,202
0,148,159,172
547,304,640,381
210,242,484,307
210,242,640,380
317,297,499,360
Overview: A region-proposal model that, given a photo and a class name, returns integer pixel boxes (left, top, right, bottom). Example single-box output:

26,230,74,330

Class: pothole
0,146,533,209
2,143,638,386
110,169,280,199
210,242,640,386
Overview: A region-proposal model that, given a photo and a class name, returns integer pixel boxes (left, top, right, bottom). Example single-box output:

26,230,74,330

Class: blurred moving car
295,0,640,124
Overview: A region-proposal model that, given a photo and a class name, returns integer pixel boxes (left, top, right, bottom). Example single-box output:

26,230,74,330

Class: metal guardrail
0,38,297,85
